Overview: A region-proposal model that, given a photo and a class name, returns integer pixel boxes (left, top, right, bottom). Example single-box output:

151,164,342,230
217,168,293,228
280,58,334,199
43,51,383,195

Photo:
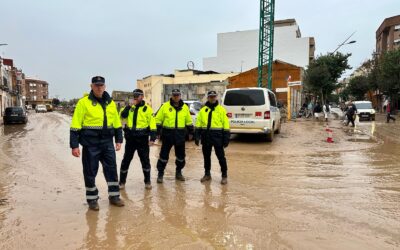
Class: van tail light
255,112,262,117
227,113,232,118
264,111,270,119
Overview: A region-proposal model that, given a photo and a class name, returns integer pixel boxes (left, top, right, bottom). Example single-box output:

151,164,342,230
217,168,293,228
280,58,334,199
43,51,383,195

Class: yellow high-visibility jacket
70,91,122,148
120,101,157,141
195,101,230,146
155,99,193,144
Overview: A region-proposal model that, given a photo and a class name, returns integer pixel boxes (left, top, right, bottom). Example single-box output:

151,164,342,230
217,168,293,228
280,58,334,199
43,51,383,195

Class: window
224,89,265,106
355,102,372,109
395,24,400,31
268,91,277,107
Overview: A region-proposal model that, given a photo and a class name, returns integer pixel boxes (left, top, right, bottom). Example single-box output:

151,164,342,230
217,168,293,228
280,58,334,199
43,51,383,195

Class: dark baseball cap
207,90,217,97
133,89,144,96
172,89,181,95
91,76,105,85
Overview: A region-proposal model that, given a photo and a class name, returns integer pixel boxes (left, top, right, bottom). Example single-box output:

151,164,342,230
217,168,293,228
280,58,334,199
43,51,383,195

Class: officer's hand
188,134,194,141
195,139,200,146
72,148,80,157
115,143,122,151
149,140,155,146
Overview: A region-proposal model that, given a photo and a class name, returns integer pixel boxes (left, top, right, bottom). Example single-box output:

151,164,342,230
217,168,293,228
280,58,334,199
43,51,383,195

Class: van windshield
355,103,372,109
224,90,265,106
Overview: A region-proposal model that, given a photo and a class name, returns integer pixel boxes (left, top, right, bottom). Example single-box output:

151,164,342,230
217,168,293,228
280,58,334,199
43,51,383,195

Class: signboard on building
288,81,303,87
276,87,288,93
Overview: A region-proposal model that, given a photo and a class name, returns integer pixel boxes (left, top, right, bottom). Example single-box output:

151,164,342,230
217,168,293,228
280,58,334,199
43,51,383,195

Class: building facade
203,19,315,73
376,15,400,55
0,57,26,117
24,78,50,107
137,70,237,109
111,91,135,112
227,60,304,104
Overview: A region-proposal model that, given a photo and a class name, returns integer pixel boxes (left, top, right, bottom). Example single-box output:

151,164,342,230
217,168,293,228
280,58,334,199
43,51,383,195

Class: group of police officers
70,76,230,211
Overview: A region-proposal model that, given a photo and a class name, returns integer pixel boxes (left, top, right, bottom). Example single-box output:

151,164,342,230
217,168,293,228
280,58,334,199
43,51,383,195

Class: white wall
203,24,312,73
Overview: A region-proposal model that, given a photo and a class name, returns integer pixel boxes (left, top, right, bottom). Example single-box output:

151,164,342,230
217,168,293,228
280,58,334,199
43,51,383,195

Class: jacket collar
169,98,184,110
205,100,219,110
133,100,145,108
88,90,112,104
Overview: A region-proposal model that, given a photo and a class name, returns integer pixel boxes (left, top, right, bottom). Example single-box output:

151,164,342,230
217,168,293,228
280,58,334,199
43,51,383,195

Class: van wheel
275,120,281,134
266,126,274,142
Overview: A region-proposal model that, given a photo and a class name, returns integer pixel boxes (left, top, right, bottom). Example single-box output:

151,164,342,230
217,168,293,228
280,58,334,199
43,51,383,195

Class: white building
203,19,315,73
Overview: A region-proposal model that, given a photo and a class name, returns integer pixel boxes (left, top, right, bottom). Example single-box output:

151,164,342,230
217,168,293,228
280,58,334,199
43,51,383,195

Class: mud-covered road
0,112,399,249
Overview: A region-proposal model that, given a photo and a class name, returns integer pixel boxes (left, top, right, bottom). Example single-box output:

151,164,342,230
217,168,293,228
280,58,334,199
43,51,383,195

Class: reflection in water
157,182,188,228
83,210,101,250
201,183,230,247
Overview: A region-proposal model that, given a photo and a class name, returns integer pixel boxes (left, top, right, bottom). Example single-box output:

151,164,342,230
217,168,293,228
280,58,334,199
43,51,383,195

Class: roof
176,69,220,75
25,77,48,84
142,69,221,79
376,15,400,37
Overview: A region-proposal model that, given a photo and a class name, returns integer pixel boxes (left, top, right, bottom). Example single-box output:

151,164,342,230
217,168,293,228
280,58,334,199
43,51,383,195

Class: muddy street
0,112,399,249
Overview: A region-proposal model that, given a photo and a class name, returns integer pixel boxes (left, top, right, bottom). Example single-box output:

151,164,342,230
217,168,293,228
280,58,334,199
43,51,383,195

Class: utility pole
257,0,275,89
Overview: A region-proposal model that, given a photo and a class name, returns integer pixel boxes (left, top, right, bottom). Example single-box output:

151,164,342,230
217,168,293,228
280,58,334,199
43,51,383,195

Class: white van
354,101,375,121
222,87,281,142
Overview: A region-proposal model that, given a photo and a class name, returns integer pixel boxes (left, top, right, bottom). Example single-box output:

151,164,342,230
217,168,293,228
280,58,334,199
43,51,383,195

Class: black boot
88,200,99,211
175,170,186,181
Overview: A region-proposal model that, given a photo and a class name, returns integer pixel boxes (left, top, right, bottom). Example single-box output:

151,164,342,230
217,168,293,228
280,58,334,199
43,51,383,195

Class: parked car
329,103,345,119
354,101,375,121
35,104,47,113
183,100,202,125
222,87,281,142
25,105,33,110
3,107,28,125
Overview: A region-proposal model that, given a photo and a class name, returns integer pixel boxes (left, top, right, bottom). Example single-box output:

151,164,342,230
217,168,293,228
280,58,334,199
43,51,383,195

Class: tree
304,52,352,103
378,48,400,96
52,98,61,106
346,75,370,100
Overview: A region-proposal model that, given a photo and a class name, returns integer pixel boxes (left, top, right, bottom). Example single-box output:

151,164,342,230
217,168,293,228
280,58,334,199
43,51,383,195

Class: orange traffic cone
326,127,334,143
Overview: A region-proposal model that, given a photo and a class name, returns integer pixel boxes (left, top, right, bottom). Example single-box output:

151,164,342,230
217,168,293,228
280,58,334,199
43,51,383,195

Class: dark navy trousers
82,142,120,202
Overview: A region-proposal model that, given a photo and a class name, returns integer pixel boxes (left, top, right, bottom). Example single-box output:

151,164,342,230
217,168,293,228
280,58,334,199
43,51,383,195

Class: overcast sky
0,0,398,99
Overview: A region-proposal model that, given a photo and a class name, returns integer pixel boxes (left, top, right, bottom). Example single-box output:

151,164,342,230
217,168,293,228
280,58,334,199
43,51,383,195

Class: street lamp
330,32,357,54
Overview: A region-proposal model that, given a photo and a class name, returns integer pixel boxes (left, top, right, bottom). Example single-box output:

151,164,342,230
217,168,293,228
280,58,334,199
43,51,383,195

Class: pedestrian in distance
306,101,314,118
70,76,124,211
119,89,157,190
155,89,194,183
323,101,331,122
195,91,230,185
345,100,357,127
313,102,322,120
386,101,396,123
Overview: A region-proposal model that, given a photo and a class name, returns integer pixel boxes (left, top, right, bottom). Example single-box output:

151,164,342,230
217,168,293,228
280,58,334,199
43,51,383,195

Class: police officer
70,76,124,211
195,91,230,185
119,89,156,190
155,89,193,183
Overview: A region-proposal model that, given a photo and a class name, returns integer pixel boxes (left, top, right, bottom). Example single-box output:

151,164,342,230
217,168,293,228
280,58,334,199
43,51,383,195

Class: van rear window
224,90,265,106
